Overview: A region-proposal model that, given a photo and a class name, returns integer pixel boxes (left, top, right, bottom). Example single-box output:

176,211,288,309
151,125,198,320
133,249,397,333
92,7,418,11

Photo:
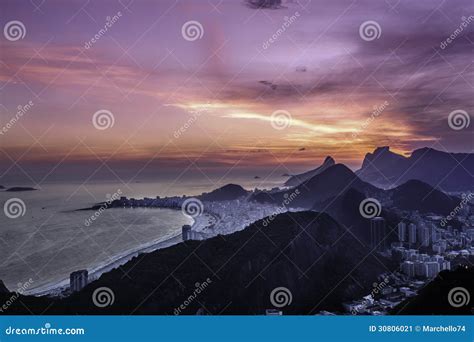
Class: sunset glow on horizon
1,0,472,183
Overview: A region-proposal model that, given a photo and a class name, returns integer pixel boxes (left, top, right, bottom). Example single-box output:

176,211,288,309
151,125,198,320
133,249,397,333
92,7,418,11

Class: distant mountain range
253,161,459,216
0,211,390,315
356,146,474,192
284,156,335,187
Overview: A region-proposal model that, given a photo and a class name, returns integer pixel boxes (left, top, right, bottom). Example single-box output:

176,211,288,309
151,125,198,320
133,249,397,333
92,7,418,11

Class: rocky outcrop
357,147,474,191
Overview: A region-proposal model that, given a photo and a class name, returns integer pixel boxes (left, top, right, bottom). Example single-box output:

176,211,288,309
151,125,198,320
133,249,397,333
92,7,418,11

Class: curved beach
24,232,183,296
24,211,217,297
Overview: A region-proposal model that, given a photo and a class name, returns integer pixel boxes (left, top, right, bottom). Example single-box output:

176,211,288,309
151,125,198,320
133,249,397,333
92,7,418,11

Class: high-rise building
182,225,193,241
417,224,430,247
408,223,417,245
425,262,440,278
70,270,88,292
370,217,386,251
401,261,415,278
414,261,427,277
397,222,407,242
432,243,446,254
441,261,451,271
431,226,441,243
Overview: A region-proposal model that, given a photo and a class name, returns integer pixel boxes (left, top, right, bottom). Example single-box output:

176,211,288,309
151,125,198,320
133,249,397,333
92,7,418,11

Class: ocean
0,177,281,293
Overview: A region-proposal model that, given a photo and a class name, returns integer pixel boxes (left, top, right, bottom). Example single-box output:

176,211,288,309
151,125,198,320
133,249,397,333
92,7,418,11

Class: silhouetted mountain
357,147,474,191
0,211,391,315
5,187,37,192
315,188,399,246
284,156,335,187
387,180,459,215
252,164,380,209
360,146,405,172
318,179,459,226
392,266,474,315
199,184,248,201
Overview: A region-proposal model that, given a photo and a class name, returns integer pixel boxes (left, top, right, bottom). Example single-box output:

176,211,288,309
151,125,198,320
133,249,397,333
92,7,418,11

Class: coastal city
82,188,474,317
106,192,302,238
341,201,474,316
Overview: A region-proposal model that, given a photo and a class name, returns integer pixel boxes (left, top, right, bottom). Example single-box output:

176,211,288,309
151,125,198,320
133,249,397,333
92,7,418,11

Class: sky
0,0,473,184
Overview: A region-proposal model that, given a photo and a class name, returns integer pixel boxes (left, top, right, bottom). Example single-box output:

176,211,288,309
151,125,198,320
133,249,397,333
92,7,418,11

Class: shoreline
24,209,216,297
25,231,185,297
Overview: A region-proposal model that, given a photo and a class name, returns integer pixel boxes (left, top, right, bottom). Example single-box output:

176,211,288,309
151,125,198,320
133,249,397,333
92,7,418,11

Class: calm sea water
0,177,281,292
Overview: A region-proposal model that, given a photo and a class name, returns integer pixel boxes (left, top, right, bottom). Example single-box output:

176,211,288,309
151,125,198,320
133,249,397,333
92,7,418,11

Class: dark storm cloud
244,0,283,10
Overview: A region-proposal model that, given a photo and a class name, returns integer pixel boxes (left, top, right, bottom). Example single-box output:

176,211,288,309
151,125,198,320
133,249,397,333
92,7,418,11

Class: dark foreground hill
0,211,391,315
392,266,474,315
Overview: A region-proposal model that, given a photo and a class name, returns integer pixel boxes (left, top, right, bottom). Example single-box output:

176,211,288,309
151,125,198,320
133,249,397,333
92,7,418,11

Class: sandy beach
24,211,217,297
23,232,184,297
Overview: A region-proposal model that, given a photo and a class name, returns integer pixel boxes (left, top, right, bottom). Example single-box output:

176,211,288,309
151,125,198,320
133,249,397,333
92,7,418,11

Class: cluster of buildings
109,195,298,238
111,196,186,209
201,199,299,235
399,253,450,278
341,272,426,316
340,203,473,316
395,225,473,278
82,189,473,315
